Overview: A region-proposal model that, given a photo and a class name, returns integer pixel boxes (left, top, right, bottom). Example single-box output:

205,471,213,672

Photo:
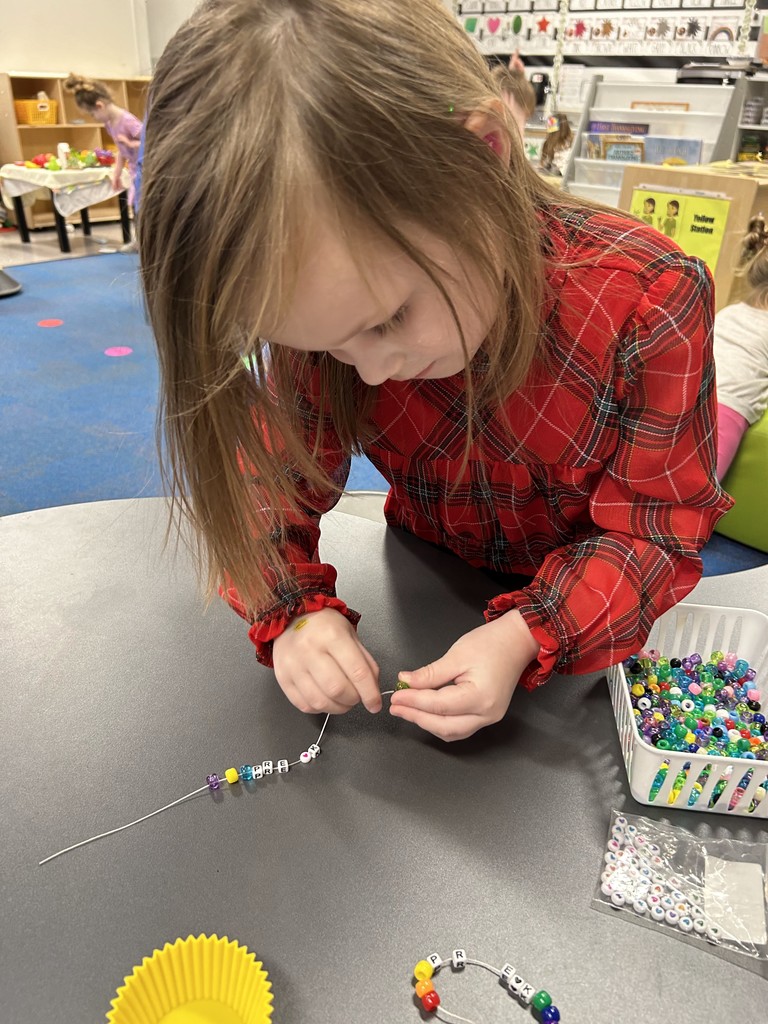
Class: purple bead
690,653,702,666
206,774,220,791
746,669,757,682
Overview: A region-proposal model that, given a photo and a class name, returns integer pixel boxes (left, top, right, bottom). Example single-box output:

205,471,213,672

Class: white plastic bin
608,603,768,818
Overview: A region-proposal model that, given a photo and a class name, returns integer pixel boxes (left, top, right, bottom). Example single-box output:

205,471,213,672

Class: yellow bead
653,711,664,722
631,684,645,697
414,960,434,982
684,732,696,744
415,980,435,998
225,768,239,784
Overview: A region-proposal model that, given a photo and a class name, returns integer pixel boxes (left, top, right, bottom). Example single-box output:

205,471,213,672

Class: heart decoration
487,17,501,33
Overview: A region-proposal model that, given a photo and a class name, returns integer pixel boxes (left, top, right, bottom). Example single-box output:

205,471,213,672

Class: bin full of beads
607,603,768,818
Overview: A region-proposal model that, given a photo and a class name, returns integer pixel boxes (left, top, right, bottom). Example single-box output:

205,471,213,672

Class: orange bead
415,980,434,998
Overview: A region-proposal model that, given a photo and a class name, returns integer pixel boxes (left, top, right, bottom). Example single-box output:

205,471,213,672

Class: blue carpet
1,254,765,579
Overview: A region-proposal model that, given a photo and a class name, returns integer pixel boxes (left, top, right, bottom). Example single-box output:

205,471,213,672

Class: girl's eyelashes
371,304,408,337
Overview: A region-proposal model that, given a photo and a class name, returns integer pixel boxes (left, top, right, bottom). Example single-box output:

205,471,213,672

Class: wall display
456,0,756,58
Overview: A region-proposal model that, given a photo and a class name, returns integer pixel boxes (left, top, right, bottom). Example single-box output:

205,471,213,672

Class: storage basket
14,99,58,125
608,603,768,818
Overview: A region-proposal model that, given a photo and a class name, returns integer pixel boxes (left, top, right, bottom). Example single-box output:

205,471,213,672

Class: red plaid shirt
225,208,732,688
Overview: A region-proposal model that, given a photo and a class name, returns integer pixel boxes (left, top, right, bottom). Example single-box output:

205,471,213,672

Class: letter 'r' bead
452,949,466,969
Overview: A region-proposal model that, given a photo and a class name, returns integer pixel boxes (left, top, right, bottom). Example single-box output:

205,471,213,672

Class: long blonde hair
140,0,581,614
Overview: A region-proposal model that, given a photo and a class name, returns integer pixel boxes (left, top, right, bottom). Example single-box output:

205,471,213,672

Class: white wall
0,0,151,75
146,0,198,67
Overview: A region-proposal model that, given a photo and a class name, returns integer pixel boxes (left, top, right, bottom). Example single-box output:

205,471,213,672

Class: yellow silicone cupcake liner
106,934,273,1024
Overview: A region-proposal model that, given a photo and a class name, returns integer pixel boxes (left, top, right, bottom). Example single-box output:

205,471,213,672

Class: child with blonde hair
64,74,143,249
714,214,768,479
490,52,536,135
140,0,730,742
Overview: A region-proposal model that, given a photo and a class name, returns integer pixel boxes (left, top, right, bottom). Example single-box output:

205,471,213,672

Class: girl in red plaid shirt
140,0,731,741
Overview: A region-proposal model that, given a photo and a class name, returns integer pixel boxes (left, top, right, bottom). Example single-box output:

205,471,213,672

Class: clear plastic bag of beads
594,810,768,962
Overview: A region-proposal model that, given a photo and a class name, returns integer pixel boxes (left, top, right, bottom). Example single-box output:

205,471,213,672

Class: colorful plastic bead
415,979,434,998
395,678,411,690
421,991,440,1011
206,774,220,791
532,990,552,1011
238,765,253,781
224,768,239,784
541,1008,560,1023
413,960,434,982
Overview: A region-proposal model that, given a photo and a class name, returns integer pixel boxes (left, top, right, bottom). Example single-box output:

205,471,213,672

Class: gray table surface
2,498,767,1023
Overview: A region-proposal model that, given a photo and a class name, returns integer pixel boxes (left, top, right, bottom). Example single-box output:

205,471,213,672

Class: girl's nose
348,345,405,386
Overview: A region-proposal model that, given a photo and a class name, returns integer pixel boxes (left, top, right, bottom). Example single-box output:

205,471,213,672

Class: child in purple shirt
64,74,143,248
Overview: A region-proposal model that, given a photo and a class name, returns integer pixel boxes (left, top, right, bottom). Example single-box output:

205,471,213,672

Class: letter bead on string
40,693,398,866
411,952,561,1022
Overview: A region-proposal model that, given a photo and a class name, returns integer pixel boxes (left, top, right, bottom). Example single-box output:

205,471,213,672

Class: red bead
740,729,751,739
725,719,736,730
422,991,441,1011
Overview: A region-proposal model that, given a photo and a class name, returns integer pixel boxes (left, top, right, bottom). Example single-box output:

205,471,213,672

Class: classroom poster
630,186,731,273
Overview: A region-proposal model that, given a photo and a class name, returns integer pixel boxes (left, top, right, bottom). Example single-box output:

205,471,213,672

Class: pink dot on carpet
104,346,133,357
38,319,63,327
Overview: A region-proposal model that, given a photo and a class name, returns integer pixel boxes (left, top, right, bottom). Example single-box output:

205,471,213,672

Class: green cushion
714,408,768,553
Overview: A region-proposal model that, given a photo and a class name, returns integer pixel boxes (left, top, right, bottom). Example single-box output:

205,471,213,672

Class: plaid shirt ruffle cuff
485,589,562,690
247,594,361,667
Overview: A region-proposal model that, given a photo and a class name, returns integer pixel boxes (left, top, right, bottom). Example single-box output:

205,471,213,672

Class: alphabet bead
262,761,273,775
426,953,442,972
308,743,321,757
253,764,264,779
520,984,536,1005
452,949,466,969
500,964,514,986
277,759,289,773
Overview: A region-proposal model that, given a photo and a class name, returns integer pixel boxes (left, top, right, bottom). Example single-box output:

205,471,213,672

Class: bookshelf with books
563,78,744,207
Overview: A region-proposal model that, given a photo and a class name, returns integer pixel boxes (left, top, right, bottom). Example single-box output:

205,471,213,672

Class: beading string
412,953,561,1022
39,690,396,866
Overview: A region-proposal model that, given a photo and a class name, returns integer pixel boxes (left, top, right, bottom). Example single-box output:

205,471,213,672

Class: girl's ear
463,98,512,167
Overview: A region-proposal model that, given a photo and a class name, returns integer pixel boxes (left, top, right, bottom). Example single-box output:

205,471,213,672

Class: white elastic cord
41,693,397,865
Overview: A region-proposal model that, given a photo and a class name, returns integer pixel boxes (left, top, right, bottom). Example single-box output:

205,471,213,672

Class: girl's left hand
389,610,540,741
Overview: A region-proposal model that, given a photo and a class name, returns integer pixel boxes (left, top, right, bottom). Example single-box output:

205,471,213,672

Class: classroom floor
1,221,127,267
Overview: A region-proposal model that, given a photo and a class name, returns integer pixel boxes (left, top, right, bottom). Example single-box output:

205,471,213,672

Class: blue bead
541,1008,560,1023
239,765,253,781
754,714,766,725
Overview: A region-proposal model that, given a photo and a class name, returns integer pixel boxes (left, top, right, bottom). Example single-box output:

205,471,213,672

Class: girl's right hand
272,607,382,715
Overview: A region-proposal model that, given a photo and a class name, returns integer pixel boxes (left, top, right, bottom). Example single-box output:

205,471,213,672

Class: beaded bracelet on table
412,951,561,1022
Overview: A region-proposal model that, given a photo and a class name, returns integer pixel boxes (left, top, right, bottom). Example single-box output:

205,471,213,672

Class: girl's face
87,100,110,124
266,214,498,385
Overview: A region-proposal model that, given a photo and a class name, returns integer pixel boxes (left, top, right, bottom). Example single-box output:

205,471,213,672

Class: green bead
684,715,697,730
737,738,751,751
395,679,410,690
657,739,671,750
532,991,552,1012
